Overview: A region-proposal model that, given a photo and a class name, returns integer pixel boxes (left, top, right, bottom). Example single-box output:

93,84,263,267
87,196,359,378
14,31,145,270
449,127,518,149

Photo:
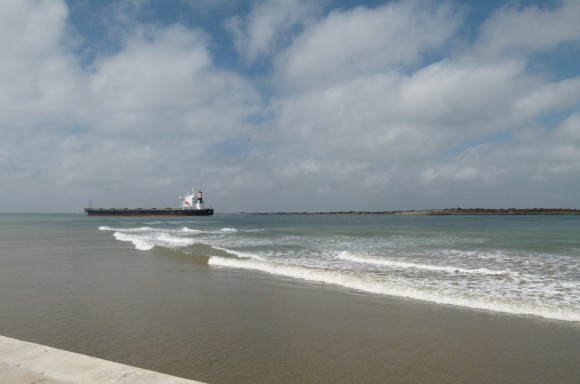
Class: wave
100,225,201,233
113,232,155,250
146,244,212,264
100,225,578,322
100,225,237,235
113,231,197,251
181,227,204,233
337,251,511,277
210,245,267,261
208,256,580,322
100,226,156,233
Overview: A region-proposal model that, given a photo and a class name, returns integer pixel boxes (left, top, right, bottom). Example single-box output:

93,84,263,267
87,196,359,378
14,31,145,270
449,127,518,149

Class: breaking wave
100,226,238,235
113,232,197,251
337,251,512,277
208,255,580,322
99,221,580,323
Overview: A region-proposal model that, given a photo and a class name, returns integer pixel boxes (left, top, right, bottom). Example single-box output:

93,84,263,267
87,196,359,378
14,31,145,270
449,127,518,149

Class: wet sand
170,268,580,384
1,246,579,383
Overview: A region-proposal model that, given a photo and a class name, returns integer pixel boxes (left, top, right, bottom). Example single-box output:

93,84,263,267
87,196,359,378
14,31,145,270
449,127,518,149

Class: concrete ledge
0,335,206,384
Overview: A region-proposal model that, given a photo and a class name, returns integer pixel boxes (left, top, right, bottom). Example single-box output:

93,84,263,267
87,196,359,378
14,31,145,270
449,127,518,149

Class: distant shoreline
225,208,580,215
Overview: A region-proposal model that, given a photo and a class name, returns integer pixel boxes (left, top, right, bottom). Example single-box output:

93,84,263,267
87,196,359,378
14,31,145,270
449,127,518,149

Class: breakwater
0,335,205,383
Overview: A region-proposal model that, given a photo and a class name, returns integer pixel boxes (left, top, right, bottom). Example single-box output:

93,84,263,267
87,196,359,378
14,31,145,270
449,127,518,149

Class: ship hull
84,208,214,216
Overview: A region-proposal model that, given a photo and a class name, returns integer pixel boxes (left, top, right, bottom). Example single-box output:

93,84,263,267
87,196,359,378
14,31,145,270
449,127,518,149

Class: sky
0,0,579,213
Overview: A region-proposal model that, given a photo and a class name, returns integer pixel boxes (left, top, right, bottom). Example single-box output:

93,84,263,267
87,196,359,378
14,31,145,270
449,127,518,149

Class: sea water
95,213,580,322
1,213,580,383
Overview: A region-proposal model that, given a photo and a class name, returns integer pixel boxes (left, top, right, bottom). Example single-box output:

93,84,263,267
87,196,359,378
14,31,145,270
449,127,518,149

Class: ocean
1,213,579,383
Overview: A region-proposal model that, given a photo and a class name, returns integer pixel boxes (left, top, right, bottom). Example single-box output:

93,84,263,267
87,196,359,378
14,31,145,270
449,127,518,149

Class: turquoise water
92,213,580,321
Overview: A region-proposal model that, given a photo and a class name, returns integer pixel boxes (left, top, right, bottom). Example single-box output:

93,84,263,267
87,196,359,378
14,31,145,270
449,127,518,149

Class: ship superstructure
85,187,214,216
180,188,207,210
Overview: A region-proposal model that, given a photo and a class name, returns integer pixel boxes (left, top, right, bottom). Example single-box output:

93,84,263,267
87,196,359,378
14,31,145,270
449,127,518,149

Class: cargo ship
84,188,214,216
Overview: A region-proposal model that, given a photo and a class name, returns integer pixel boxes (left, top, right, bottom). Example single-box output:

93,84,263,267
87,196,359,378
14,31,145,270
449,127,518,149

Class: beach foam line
0,335,205,384
208,256,580,322
337,251,512,276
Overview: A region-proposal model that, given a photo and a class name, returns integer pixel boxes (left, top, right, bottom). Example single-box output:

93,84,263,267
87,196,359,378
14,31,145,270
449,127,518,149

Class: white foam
106,226,240,236
156,233,196,247
113,232,155,251
181,226,202,233
100,225,203,235
99,226,156,233
211,246,267,261
111,231,196,251
337,251,511,276
208,256,580,322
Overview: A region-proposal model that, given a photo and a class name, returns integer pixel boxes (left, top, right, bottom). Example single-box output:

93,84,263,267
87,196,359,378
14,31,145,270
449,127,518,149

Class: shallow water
98,214,580,321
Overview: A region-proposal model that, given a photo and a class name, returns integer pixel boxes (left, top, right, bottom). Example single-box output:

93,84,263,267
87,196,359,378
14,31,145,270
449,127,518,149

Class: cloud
80,26,261,190
243,0,580,210
274,0,462,90
515,77,580,119
557,113,580,142
0,0,80,126
225,0,324,63
0,0,579,212
267,58,548,188
0,0,261,211
419,112,580,204
474,0,580,60
87,25,259,138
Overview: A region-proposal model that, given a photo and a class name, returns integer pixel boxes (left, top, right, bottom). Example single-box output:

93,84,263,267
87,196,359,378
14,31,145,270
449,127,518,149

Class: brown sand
1,247,579,384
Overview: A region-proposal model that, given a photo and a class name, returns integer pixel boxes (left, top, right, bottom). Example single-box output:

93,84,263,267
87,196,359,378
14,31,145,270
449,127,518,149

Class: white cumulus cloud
274,0,462,90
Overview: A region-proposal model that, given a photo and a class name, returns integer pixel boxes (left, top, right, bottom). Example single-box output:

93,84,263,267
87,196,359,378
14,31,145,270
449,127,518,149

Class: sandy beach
156,267,580,384
3,258,579,384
